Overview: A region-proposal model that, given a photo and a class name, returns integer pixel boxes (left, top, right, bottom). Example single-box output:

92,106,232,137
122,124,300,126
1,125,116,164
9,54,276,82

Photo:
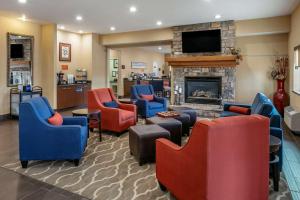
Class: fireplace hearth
185,76,222,105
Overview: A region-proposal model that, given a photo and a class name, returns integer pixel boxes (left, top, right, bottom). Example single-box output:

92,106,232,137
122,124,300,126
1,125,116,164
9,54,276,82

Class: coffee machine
57,72,65,85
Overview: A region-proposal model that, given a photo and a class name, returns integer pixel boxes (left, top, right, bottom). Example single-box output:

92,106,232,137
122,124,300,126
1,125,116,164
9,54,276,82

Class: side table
270,135,281,191
72,108,102,141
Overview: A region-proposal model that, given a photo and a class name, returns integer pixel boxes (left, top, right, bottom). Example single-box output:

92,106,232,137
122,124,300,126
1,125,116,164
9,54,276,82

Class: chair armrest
156,138,183,184
270,127,283,140
223,103,251,111
136,99,148,107
63,117,87,126
154,96,167,104
119,103,136,112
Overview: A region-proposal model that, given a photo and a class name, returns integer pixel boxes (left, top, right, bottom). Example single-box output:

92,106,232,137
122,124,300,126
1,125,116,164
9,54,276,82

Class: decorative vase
273,79,288,116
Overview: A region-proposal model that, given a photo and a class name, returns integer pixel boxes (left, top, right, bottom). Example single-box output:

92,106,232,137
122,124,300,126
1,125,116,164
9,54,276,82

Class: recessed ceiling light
18,0,27,4
215,14,221,19
156,21,162,26
79,30,83,34
19,14,26,21
76,15,83,21
130,6,137,13
110,26,116,31
59,25,65,30
158,46,162,50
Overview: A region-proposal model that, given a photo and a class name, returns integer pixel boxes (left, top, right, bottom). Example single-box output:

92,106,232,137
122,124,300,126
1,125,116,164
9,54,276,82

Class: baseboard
0,114,11,121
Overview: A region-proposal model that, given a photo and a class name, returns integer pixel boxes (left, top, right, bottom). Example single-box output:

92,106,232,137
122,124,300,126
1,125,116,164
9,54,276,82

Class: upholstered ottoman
169,106,197,127
129,124,170,165
146,117,182,146
174,113,191,136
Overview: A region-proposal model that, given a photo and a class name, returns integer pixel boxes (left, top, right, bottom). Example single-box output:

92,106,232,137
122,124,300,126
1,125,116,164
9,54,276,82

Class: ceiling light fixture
130,6,137,13
110,26,116,31
18,0,27,4
76,15,83,21
156,21,162,26
215,14,221,19
79,30,83,34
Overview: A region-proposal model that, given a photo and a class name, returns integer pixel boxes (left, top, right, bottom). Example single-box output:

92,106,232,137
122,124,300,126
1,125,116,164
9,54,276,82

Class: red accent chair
88,88,137,134
156,115,270,200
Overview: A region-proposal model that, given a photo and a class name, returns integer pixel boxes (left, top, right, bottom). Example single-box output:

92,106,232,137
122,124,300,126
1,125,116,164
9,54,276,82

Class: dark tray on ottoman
129,124,170,165
146,116,182,146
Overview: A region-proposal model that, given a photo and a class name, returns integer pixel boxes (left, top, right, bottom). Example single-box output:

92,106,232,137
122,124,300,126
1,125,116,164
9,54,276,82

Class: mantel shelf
165,55,239,67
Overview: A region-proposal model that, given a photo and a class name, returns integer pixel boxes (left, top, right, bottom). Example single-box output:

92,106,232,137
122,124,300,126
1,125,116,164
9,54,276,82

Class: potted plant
271,56,289,115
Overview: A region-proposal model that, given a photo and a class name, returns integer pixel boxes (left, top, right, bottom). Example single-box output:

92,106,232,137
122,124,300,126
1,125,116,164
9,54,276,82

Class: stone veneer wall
173,67,236,103
172,20,235,55
170,21,236,116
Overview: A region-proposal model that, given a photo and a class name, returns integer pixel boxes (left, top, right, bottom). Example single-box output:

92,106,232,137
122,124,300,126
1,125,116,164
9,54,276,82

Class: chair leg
272,163,280,191
158,181,167,191
21,161,28,168
74,159,80,166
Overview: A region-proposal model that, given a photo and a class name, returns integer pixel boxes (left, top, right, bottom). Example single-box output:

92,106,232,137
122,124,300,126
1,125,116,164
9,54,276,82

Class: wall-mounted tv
182,29,221,53
10,44,24,59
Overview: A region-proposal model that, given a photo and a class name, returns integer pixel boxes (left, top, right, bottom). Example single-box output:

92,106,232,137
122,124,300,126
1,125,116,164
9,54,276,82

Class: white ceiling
0,0,299,34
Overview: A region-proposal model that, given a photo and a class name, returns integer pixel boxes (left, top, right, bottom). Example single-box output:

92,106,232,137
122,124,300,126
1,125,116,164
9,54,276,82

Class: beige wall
236,16,290,37
91,33,107,89
57,31,93,80
289,5,300,110
116,47,165,96
0,16,43,115
236,34,289,103
101,28,173,46
41,24,57,108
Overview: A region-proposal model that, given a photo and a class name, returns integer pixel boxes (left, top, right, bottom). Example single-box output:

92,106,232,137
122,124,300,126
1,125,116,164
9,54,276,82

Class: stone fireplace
185,76,222,105
168,20,237,117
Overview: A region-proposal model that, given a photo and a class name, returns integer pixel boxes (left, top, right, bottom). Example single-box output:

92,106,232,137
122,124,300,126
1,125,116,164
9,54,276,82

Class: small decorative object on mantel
59,43,71,62
229,47,243,64
174,85,182,105
271,56,289,116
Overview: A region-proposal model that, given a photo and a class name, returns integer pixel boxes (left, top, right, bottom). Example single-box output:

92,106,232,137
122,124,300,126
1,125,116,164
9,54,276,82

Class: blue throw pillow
104,101,119,108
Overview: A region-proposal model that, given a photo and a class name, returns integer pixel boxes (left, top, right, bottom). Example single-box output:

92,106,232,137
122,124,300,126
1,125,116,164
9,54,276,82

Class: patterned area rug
2,131,292,200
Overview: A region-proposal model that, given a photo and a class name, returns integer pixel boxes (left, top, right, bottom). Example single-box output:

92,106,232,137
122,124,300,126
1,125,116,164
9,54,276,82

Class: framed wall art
59,43,71,62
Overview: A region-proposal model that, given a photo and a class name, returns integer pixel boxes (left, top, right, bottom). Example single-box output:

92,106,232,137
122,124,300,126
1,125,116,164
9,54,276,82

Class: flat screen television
182,30,221,53
10,44,24,59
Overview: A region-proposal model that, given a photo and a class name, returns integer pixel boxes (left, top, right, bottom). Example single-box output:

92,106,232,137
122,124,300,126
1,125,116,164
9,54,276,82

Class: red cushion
140,94,154,101
229,106,251,115
48,112,63,126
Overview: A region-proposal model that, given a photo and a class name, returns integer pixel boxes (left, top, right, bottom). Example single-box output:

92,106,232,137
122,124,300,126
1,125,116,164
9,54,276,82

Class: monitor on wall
10,44,24,59
182,29,221,53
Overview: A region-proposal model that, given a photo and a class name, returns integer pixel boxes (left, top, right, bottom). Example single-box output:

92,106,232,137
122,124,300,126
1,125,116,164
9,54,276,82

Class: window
294,46,300,94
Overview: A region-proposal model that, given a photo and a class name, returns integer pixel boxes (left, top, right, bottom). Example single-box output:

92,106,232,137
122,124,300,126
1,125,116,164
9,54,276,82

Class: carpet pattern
2,132,292,200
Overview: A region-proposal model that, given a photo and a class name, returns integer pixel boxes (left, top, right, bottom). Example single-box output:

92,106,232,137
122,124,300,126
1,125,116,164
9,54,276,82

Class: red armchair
88,88,137,134
156,115,270,200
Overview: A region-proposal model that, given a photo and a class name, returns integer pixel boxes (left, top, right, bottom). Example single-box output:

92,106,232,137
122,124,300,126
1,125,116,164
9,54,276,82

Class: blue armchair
131,85,167,118
221,93,283,170
19,97,88,168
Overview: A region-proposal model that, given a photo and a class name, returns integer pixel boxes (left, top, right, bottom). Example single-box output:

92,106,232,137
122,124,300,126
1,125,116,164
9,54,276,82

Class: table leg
270,155,280,192
98,113,102,142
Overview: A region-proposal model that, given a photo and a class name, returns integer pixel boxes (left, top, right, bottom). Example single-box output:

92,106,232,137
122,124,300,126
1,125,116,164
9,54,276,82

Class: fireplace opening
184,76,222,105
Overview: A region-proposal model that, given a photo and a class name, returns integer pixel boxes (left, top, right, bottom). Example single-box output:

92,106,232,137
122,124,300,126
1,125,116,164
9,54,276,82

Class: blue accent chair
19,97,88,168
131,85,167,118
221,93,283,170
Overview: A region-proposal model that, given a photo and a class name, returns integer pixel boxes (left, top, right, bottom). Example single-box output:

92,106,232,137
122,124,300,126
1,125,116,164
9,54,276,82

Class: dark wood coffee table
270,135,281,191
72,108,102,141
